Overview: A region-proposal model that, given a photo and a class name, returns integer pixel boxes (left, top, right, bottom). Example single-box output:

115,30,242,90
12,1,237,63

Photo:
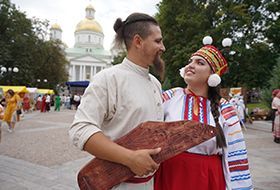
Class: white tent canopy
26,87,38,93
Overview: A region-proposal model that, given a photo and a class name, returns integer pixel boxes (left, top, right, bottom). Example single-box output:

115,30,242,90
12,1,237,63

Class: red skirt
154,152,226,190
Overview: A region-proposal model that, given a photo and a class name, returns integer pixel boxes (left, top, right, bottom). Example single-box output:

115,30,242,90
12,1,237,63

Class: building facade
50,4,112,82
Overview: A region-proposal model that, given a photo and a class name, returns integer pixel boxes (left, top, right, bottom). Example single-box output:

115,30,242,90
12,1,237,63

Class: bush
262,57,280,108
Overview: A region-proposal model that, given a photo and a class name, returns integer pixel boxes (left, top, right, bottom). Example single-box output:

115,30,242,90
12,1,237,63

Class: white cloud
11,0,161,50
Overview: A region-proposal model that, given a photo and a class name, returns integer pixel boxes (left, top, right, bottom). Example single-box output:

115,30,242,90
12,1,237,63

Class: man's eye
155,39,162,43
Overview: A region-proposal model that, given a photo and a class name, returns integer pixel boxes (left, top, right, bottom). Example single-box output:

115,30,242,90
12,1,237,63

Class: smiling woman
155,40,253,190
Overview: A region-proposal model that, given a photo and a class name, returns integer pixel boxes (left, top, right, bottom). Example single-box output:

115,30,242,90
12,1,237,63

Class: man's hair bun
113,18,123,33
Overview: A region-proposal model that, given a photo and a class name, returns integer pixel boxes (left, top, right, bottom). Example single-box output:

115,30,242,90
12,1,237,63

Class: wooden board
78,120,217,190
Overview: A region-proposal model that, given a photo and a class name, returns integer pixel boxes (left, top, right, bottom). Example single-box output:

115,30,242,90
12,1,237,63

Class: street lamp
0,66,19,85
0,66,19,74
36,78,48,88
37,79,48,83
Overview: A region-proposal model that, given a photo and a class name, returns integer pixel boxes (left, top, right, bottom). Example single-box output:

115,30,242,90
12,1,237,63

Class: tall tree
156,0,280,89
265,0,280,53
0,0,68,89
262,58,280,108
0,0,34,85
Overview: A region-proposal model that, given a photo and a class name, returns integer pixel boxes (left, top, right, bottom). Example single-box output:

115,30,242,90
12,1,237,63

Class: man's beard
151,54,165,82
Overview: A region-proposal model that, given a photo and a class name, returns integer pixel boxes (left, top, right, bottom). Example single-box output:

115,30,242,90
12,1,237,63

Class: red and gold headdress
179,36,231,87
192,45,228,76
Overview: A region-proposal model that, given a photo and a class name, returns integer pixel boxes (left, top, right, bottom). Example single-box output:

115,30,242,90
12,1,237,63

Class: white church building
50,4,112,82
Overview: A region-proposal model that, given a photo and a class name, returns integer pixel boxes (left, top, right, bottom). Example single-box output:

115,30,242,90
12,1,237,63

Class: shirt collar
122,57,150,79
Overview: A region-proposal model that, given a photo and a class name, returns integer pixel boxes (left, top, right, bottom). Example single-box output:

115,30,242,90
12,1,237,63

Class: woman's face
182,55,212,86
6,93,11,98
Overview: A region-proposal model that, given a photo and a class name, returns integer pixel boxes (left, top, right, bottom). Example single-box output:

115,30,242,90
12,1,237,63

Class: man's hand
124,147,161,177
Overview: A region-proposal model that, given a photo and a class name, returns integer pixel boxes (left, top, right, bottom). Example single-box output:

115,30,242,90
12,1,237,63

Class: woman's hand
124,148,161,177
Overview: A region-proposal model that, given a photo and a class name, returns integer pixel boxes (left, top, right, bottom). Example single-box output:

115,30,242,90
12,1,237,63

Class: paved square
0,110,279,189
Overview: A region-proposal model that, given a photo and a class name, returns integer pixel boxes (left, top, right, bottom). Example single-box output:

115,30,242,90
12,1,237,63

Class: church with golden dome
50,4,112,82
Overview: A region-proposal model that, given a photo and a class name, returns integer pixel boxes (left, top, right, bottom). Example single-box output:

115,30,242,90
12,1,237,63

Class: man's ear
132,34,143,49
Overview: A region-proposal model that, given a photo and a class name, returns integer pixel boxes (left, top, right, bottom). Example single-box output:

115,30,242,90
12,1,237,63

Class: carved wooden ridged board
78,120,217,190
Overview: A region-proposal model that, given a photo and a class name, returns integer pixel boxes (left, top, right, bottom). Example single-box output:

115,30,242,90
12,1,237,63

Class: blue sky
11,0,161,50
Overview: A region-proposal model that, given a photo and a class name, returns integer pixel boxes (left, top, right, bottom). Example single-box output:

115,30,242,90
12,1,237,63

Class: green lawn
246,102,269,113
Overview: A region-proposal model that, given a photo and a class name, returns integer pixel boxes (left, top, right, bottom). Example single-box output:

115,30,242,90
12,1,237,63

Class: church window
88,35,91,42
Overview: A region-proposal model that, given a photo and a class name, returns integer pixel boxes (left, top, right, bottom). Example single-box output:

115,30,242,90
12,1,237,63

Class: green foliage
262,58,280,108
0,0,68,89
111,51,126,65
162,77,172,90
265,0,280,53
156,0,280,89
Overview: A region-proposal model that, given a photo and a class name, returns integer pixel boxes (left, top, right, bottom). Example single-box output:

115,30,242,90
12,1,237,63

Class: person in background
16,97,23,122
272,90,280,143
54,94,61,111
36,95,42,110
69,12,165,190
230,95,246,129
45,94,51,112
73,94,80,110
154,44,253,190
0,95,6,107
65,95,71,109
271,89,279,132
0,102,4,142
40,94,46,112
61,94,66,109
23,94,30,113
3,89,20,132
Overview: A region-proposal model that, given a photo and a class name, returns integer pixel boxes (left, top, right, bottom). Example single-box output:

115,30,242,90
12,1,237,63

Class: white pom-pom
207,73,221,87
203,36,213,45
179,67,185,78
222,38,232,47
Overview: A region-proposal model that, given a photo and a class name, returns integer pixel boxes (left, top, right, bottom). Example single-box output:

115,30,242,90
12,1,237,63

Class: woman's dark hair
113,12,159,49
7,89,15,97
208,86,227,148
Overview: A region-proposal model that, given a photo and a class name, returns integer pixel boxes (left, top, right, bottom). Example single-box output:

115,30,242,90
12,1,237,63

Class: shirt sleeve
69,71,116,150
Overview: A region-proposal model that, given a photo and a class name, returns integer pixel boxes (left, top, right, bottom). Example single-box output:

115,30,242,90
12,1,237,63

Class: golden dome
50,23,62,31
75,18,103,33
